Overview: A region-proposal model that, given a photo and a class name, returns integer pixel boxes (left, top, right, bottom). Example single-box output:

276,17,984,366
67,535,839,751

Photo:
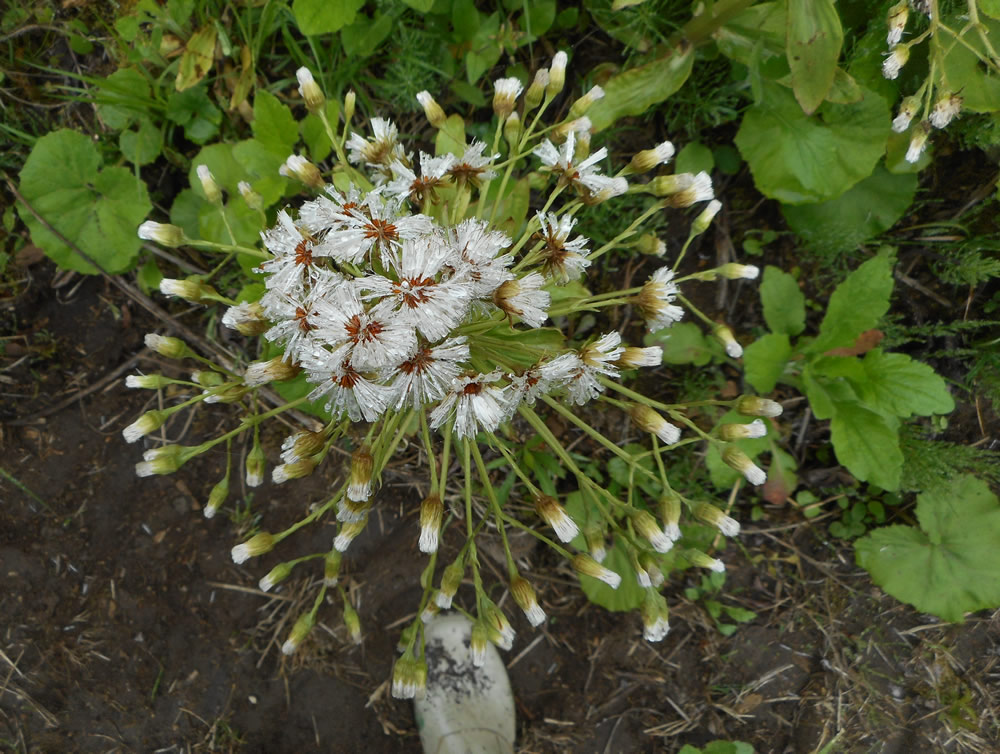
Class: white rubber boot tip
414,614,516,754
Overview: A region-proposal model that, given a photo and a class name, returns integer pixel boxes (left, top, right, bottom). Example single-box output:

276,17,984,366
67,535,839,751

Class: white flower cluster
227,119,661,439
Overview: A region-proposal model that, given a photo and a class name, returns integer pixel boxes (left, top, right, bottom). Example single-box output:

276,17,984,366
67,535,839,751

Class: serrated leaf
760,265,805,335
860,349,955,417
176,24,217,91
786,0,843,114
165,85,221,144
743,333,791,393
829,400,902,490
781,165,917,257
809,253,893,354
576,542,644,612
735,81,888,204
293,0,364,35
17,129,150,274
856,476,1000,622
588,45,694,132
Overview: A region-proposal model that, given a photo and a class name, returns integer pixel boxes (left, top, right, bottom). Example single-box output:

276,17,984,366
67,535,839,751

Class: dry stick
4,174,322,431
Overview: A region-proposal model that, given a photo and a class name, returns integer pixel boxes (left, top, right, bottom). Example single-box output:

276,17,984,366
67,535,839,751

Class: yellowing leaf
786,0,843,114
176,24,217,91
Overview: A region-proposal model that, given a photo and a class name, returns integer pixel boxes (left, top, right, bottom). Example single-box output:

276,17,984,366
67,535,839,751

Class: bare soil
2,257,999,754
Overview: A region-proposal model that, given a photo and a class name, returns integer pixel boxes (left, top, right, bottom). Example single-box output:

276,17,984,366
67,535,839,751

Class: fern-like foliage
899,426,1000,492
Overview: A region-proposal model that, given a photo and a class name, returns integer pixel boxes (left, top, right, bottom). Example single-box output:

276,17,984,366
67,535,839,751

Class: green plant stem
420,410,439,493
470,441,516,575
186,239,269,259
677,0,756,47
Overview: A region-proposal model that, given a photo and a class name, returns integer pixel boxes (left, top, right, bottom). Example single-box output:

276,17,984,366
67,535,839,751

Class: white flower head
429,370,510,439
637,268,684,331
383,337,470,410
536,211,591,283
493,272,550,328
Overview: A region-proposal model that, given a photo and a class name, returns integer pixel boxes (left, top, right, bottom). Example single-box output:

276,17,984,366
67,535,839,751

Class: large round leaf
735,80,889,204
17,129,151,274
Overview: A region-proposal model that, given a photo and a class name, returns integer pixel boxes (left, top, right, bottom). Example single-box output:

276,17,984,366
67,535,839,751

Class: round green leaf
735,80,889,204
293,0,364,36
17,129,150,274
119,116,163,166
856,476,1000,622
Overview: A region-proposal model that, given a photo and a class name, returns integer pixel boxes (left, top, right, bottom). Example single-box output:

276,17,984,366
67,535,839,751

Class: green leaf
644,322,722,366
524,0,556,39
982,0,1000,19
675,142,714,175
938,16,1000,112
734,81,888,204
17,129,150,274
829,401,902,490
743,333,792,393
856,476,1000,622
860,350,955,418
176,24,217,91
781,165,917,257
809,253,893,354
786,0,843,114
251,90,298,153
435,114,466,158
119,116,163,166
576,542,644,612
95,68,152,130
587,45,694,132
401,0,435,10
293,0,364,35
341,12,394,58
760,265,805,335
165,85,222,144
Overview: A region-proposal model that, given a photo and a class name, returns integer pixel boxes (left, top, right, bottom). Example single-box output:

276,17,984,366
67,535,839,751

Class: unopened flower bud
144,333,190,360
717,263,760,280
668,172,715,207
693,502,741,537
421,600,440,624
535,494,580,543
159,277,219,303
713,323,743,358
686,549,725,573
690,199,722,236
511,576,545,627
585,524,607,563
122,410,167,443
629,404,681,446
492,77,523,119
887,1,908,47
641,588,670,642
397,623,417,653
246,439,265,487
572,553,622,589
882,45,909,80
203,383,250,404
334,516,368,552
135,444,189,477
237,181,264,211
618,346,662,368
191,370,225,387
636,233,666,256
638,552,664,587
547,51,568,96
722,445,767,486
280,430,327,464
231,531,275,564
296,66,325,113
630,141,675,172
436,559,465,609
418,493,444,553
279,154,324,188
324,549,342,586
470,622,489,667
337,494,370,523
196,165,222,204
125,373,171,390
282,611,315,655
416,90,446,128
892,96,920,133
659,491,683,542
905,121,930,163
504,112,521,148
524,68,549,110
204,476,228,519
482,600,515,650
272,456,318,484
929,92,961,129
343,601,362,644
568,85,604,119
634,509,674,553
259,561,293,592
736,395,783,418
222,301,269,336
137,221,185,247
719,419,767,441
347,446,374,502
344,90,356,124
